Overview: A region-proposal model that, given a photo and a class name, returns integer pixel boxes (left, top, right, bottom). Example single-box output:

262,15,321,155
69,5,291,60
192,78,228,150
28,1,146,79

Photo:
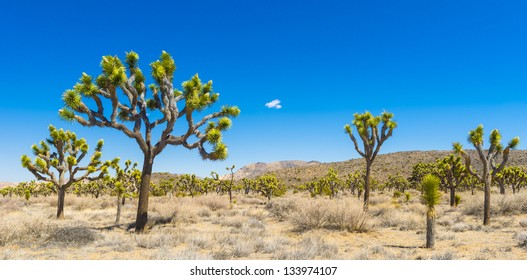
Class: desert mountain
231,150,527,186
221,160,321,180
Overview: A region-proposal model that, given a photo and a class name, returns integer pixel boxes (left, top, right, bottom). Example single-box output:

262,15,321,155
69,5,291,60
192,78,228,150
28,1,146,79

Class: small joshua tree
346,170,363,195
454,124,519,225
494,166,527,194
254,174,286,201
21,125,114,218
225,165,236,203
345,111,396,210
408,162,436,193
422,174,441,249
436,154,467,207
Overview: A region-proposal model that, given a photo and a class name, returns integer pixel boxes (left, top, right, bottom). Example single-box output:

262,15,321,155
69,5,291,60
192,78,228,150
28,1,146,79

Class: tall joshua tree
344,111,396,210
454,124,519,225
21,125,113,218
59,51,240,232
422,174,441,249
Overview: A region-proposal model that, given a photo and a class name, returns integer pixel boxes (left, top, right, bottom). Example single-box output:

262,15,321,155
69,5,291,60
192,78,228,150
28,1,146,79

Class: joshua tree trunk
363,162,371,211
426,212,435,248
115,193,122,224
57,187,66,219
136,154,154,232
449,188,455,207
499,183,505,195
483,171,492,226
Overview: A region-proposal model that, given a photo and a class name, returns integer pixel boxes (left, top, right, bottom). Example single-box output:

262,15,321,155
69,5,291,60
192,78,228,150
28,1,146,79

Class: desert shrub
265,198,297,221
290,200,328,231
262,237,290,254
46,226,100,247
450,222,470,232
393,190,402,198
462,193,527,216
187,234,214,249
516,232,527,248
369,195,391,206
0,215,55,246
0,198,24,213
232,239,254,258
437,215,455,227
377,211,421,230
134,234,174,249
325,199,372,232
171,247,211,260
94,233,133,252
197,196,229,211
212,246,233,260
429,251,455,260
289,198,372,232
273,235,338,260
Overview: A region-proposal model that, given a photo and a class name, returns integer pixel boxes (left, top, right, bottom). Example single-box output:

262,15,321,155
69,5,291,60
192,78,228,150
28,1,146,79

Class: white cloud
265,99,282,109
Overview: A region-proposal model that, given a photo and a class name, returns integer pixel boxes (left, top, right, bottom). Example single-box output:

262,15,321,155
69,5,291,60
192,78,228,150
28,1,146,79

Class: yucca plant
454,194,462,207
422,174,441,249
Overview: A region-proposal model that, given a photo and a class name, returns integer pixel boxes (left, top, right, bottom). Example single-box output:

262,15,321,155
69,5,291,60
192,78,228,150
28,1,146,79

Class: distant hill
230,150,527,186
221,160,321,180
0,182,16,188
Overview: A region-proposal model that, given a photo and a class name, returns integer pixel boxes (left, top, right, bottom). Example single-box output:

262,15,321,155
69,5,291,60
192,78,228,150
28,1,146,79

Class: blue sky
1,0,526,182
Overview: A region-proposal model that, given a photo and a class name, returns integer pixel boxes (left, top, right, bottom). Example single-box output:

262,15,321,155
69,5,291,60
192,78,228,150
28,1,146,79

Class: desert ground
1,190,527,260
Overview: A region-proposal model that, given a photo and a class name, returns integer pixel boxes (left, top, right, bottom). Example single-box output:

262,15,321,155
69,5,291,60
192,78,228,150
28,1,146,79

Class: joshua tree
345,171,363,195
225,165,236,203
322,168,341,198
436,154,467,207
385,173,409,193
254,174,286,201
177,174,200,198
408,162,436,192
422,174,441,249
21,125,114,218
494,166,527,194
454,124,519,225
344,111,396,210
59,51,239,232
111,159,140,223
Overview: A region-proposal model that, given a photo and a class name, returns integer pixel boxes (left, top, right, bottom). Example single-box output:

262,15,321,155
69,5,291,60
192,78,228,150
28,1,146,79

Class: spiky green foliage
20,125,113,218
344,111,396,210
454,124,520,225
422,174,441,210
59,51,239,232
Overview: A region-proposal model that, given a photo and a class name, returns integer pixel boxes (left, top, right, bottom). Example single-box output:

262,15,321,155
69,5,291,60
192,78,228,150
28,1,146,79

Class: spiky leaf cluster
421,174,441,212
59,51,239,162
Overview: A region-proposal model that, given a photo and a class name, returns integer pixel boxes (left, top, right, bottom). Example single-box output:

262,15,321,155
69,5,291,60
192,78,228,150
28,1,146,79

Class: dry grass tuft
197,196,229,211
516,232,527,248
273,235,338,260
46,226,100,247
290,198,373,232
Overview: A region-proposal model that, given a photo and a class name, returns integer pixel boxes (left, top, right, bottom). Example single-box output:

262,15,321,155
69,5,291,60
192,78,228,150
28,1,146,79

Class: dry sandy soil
1,191,527,260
